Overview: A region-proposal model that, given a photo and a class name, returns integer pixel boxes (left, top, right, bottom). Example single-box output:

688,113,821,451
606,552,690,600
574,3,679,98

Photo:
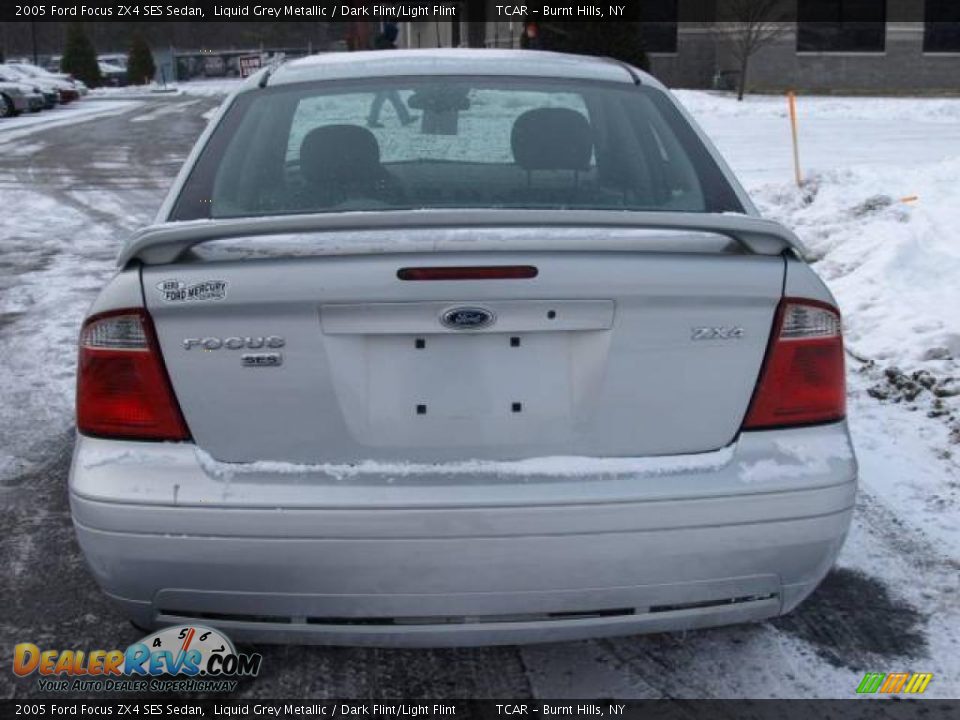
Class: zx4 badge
691,326,745,341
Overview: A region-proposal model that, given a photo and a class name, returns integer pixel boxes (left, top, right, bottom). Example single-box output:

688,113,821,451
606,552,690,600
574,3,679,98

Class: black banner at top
2,0,952,24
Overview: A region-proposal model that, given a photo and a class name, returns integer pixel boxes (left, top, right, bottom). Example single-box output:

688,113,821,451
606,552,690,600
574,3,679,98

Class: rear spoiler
118,210,808,267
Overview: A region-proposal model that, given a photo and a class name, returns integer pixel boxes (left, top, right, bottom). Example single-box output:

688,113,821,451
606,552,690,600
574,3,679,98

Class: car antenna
258,54,289,88
602,57,643,85
258,66,273,88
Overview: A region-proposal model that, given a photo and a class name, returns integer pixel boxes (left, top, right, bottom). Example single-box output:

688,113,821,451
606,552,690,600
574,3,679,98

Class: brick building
401,1,960,93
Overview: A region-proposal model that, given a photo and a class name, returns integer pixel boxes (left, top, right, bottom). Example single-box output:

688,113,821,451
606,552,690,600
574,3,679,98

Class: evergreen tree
61,23,102,88
127,33,156,86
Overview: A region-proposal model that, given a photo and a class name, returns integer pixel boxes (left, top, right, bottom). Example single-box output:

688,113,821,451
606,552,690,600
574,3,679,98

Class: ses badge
157,279,227,303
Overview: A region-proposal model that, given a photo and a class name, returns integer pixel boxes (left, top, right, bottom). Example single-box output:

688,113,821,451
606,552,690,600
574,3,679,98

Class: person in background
367,23,417,128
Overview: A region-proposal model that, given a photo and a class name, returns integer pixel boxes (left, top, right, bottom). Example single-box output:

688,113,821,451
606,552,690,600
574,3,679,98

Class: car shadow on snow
773,567,928,669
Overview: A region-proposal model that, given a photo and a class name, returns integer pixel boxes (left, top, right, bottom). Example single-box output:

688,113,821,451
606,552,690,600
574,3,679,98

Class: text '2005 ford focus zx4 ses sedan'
70,49,856,647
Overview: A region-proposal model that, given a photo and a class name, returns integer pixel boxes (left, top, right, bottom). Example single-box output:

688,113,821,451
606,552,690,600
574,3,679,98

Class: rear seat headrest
511,108,593,172
300,124,382,185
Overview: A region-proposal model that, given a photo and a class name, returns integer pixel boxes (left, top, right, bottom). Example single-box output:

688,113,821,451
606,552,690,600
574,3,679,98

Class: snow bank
90,84,178,98
679,91,960,377
751,161,960,373
92,78,243,99
170,79,244,97
675,89,960,124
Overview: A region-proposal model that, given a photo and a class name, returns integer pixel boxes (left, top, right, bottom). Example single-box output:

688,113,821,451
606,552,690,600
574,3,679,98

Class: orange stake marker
788,91,803,187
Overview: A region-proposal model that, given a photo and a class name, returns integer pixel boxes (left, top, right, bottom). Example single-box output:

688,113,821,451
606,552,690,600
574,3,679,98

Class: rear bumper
70,423,856,647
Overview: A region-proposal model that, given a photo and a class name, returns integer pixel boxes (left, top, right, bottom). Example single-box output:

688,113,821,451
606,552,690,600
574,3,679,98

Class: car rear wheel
0,94,17,118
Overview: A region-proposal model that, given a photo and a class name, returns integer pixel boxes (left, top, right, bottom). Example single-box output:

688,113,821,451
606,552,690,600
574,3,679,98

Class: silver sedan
70,50,856,647
0,80,43,116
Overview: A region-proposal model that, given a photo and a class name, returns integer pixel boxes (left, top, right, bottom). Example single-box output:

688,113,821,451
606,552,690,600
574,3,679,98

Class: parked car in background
6,62,84,101
23,86,45,112
98,53,129,71
98,60,128,87
71,50,856,647
0,72,45,113
0,65,59,109
0,82,31,117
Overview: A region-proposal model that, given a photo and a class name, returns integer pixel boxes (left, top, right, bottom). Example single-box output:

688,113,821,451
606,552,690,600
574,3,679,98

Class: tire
0,94,15,118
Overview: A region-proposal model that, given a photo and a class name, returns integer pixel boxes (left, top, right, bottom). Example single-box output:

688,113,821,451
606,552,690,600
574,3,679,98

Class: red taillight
77,309,190,441
743,299,845,430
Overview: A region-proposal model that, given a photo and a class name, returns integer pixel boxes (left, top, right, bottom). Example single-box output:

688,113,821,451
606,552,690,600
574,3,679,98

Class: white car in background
98,60,128,87
0,64,63,107
6,62,86,99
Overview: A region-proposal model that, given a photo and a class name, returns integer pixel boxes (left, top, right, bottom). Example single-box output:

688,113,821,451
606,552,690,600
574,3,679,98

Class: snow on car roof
265,49,659,88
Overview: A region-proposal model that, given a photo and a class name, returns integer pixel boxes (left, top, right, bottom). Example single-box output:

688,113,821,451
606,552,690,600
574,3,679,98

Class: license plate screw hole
547,310,557,319
510,336,521,347
415,338,426,349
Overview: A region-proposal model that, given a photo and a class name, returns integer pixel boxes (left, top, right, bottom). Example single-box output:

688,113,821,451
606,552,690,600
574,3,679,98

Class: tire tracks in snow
0,99,213,488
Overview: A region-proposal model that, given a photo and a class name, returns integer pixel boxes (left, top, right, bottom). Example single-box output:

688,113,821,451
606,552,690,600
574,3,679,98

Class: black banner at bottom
2,700,959,720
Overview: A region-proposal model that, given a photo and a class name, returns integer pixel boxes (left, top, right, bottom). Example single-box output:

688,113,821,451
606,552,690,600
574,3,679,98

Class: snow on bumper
69,424,856,646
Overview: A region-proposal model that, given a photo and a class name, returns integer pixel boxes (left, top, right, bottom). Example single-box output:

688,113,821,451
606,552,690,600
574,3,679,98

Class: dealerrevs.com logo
13,625,262,693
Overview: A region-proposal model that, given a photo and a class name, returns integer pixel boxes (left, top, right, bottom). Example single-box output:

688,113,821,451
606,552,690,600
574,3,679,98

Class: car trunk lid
142,228,784,464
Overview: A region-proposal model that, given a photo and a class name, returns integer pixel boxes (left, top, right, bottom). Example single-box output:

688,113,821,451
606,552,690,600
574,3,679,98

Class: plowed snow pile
756,161,960,373
678,92,960,441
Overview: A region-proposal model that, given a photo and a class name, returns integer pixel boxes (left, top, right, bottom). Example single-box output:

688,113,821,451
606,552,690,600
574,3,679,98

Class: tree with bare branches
715,0,790,101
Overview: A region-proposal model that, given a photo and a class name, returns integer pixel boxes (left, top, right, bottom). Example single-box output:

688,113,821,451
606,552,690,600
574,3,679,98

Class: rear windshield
172,76,743,220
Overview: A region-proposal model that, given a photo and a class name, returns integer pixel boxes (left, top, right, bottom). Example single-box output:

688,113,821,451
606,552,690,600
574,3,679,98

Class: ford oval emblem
440,306,496,330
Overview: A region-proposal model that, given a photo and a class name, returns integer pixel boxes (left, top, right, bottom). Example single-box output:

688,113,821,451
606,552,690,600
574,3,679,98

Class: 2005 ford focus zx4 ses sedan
70,50,856,647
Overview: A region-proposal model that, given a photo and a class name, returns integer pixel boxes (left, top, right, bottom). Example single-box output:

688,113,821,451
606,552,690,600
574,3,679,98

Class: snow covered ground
678,90,960,492
678,91,960,697
677,93,960,374
0,89,958,699
91,77,244,99
0,99,142,146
